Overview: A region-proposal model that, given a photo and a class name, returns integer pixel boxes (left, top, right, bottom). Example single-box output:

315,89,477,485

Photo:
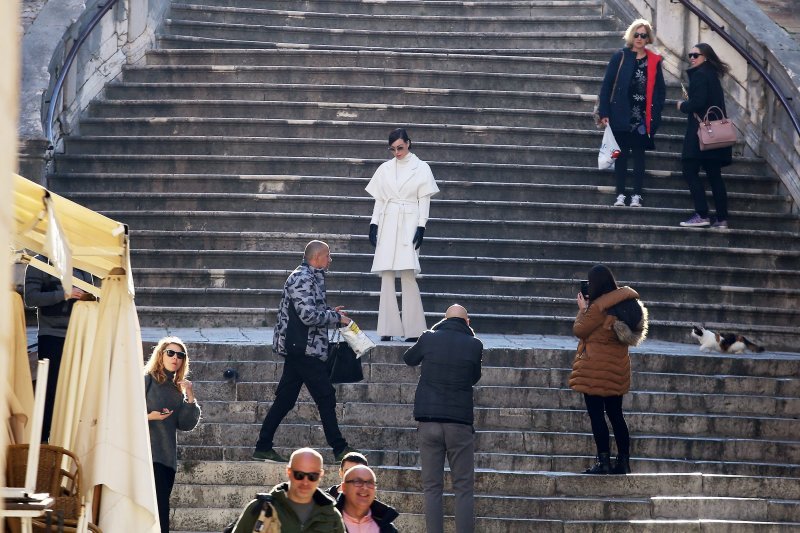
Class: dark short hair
587,264,619,301
388,128,410,146
339,451,368,470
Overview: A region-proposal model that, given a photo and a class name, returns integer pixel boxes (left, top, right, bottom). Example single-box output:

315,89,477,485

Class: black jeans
583,394,630,456
153,462,176,533
682,159,728,221
613,131,647,196
37,334,66,443
255,354,347,455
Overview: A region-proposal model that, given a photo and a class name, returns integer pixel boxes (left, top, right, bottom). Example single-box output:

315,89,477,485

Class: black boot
612,454,631,474
584,452,611,474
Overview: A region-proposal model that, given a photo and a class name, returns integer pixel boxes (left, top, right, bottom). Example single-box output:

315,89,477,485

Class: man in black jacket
403,304,483,533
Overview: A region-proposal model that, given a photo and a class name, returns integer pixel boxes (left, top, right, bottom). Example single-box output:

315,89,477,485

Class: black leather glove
412,226,425,250
369,224,378,248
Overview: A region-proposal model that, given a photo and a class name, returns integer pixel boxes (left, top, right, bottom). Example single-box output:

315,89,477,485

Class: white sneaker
613,194,626,206
630,194,642,207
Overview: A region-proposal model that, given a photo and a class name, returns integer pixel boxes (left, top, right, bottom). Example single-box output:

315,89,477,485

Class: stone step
64,126,690,158
174,462,800,502
59,142,763,176
197,380,800,418
125,243,800,283
79,113,687,139
169,3,616,32
50,170,786,198
181,341,800,379
51,154,772,187
130,268,800,310
193,398,799,440
98,209,800,251
176,443,800,478
190,360,800,397
129,283,800,327
161,19,624,50
134,305,800,348
70,192,799,232
172,0,607,17
143,47,619,69
177,422,800,465
118,67,625,95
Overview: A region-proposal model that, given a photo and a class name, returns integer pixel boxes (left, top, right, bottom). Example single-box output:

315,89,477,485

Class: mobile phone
580,280,589,298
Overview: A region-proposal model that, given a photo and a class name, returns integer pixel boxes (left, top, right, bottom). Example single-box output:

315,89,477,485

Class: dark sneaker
334,446,360,463
380,336,392,342
680,213,711,227
404,337,418,342
711,219,729,229
253,449,287,463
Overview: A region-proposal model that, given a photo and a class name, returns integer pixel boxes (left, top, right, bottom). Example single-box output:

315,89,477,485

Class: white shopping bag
598,125,621,170
338,320,376,358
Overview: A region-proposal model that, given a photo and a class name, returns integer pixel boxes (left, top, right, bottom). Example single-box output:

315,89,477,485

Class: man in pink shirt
336,465,399,532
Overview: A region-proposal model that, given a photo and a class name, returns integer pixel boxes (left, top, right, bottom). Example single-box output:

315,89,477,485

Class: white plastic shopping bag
338,320,376,358
598,125,621,170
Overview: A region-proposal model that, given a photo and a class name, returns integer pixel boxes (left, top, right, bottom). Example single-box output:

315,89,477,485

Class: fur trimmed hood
611,300,649,346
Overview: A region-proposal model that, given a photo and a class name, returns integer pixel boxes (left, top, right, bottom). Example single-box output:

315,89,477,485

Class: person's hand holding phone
148,408,173,421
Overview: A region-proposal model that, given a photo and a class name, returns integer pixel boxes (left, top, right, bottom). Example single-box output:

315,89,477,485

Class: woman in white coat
367,128,439,341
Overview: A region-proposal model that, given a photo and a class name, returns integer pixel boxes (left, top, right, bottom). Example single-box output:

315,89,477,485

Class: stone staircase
48,0,800,349
43,0,800,528
165,339,800,531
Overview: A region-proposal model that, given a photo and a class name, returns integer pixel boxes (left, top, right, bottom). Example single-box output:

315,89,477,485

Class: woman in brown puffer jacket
570,264,648,475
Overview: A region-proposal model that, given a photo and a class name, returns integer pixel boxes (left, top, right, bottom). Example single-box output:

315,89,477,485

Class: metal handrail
673,0,800,138
45,0,120,150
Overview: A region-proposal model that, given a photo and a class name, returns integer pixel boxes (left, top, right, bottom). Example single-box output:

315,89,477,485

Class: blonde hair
144,336,189,388
623,19,654,48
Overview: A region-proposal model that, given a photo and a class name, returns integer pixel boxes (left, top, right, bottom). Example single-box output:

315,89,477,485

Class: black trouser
37,334,66,443
682,159,728,220
583,394,630,456
613,131,647,196
255,354,347,455
153,462,176,533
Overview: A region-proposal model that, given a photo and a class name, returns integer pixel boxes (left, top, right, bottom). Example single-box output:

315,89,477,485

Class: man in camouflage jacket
253,240,355,462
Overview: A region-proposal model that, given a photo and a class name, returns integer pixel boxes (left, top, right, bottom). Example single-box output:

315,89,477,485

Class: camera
580,280,589,298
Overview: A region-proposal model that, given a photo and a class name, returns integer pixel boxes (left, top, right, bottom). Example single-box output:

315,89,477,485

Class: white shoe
630,194,642,207
613,194,626,207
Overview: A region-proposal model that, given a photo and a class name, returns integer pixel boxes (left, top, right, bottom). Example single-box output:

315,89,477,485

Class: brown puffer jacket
569,287,642,397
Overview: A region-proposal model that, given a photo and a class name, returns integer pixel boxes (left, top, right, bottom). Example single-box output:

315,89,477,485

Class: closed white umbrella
72,274,158,533
49,300,99,452
5,292,34,444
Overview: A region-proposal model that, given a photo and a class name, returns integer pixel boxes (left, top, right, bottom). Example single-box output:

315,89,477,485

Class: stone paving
138,326,800,361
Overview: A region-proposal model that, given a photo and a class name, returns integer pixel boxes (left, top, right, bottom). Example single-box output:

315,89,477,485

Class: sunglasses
633,32,649,39
291,470,320,482
688,52,703,59
344,479,376,489
388,144,407,153
164,348,186,360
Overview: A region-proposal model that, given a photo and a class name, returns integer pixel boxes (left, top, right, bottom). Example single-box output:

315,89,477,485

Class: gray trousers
418,421,475,533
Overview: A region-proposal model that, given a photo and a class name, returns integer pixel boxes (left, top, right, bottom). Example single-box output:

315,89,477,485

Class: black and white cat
690,325,765,353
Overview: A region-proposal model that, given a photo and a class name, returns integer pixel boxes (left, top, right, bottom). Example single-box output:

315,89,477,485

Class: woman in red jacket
569,265,648,474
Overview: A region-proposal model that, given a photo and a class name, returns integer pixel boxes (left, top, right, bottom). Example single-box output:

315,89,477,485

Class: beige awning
12,173,133,297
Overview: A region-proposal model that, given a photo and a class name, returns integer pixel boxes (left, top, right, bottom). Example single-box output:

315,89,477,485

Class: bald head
304,240,331,269
445,304,469,320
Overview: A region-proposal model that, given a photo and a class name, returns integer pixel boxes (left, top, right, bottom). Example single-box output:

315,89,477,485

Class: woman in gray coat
144,336,201,532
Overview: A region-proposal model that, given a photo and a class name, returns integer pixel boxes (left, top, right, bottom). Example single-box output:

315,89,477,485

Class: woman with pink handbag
678,43,733,229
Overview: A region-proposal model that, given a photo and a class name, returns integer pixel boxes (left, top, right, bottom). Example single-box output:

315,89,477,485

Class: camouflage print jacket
273,262,341,361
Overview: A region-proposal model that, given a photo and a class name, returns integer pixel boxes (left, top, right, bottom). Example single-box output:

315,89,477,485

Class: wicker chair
6,444,102,533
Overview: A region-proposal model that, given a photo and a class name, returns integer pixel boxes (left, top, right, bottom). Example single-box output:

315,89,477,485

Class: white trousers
377,270,427,338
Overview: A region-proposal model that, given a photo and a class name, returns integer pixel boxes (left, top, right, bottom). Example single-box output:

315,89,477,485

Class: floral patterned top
628,56,648,134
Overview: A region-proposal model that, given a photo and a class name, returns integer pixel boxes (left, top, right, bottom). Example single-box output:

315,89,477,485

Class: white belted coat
366,153,439,274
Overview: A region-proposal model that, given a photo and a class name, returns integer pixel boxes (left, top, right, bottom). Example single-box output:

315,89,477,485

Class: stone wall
21,0,48,33
606,0,800,212
19,0,170,184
